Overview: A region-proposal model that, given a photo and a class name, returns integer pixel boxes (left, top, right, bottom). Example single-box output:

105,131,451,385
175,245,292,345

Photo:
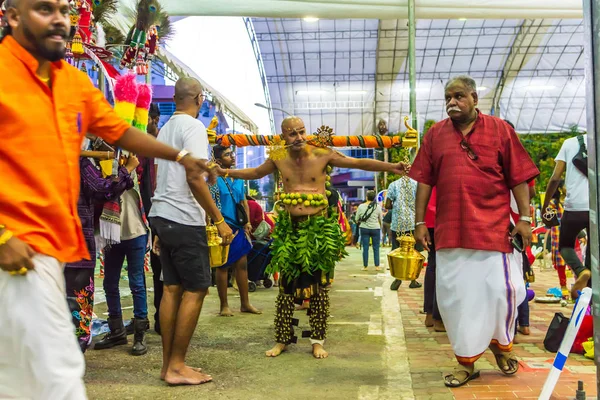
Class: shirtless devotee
216,116,407,359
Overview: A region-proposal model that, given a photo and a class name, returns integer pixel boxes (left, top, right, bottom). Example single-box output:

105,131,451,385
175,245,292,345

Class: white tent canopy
115,1,586,134
118,0,583,20
255,18,585,135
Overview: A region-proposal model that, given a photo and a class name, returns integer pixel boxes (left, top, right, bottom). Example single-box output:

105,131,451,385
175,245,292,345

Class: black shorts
149,217,211,291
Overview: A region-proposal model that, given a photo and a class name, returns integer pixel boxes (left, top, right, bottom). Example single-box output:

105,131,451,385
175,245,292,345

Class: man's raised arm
217,159,277,180
329,151,407,176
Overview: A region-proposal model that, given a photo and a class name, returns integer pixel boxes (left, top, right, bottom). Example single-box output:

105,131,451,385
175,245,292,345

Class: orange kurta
0,36,130,263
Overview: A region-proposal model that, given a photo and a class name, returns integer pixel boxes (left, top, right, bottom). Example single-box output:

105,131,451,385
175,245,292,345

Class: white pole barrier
539,287,592,400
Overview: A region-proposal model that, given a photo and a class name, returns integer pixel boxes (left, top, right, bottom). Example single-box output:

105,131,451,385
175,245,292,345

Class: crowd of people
0,0,593,398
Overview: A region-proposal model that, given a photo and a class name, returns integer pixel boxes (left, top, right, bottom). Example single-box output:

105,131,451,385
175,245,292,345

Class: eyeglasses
460,139,478,160
194,93,206,101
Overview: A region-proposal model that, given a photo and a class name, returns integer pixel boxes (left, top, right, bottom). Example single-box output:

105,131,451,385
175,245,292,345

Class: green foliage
269,210,348,282
519,132,579,200
422,119,436,138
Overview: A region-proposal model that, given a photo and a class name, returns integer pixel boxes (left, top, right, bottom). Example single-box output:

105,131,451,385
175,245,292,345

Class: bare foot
266,343,287,357
161,366,202,380
241,304,262,314
375,266,382,272
295,302,309,311
312,343,328,359
571,270,591,299
361,267,368,271
164,367,212,386
219,306,234,317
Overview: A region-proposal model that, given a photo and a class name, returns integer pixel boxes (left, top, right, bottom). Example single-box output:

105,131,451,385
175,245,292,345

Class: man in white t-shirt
149,78,233,385
542,134,589,299
385,177,421,289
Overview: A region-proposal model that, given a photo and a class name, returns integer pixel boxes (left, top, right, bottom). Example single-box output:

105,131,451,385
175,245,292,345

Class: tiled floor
396,262,597,399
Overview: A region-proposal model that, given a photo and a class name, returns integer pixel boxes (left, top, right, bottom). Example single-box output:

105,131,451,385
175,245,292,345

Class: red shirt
424,187,437,229
248,199,274,231
409,111,539,253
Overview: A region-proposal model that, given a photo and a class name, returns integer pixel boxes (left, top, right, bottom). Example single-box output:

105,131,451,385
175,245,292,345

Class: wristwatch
519,216,532,223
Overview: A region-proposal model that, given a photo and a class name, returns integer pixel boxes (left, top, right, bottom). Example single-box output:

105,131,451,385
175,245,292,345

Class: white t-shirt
555,135,589,211
149,114,209,226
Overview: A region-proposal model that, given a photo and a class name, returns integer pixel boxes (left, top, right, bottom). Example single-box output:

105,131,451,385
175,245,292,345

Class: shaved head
281,116,304,131
173,77,204,117
174,77,203,102
281,116,307,152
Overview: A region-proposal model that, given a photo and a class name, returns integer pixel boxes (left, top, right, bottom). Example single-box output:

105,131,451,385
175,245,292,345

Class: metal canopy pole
408,0,418,132
582,0,600,393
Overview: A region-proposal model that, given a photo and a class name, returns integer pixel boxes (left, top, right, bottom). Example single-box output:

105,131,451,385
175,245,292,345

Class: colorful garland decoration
216,133,404,149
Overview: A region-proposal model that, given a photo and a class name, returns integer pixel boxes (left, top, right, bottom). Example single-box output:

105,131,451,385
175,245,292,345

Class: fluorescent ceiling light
458,18,468,21
399,88,429,93
336,90,367,95
525,85,556,90
477,86,488,91
296,90,328,95
303,17,319,22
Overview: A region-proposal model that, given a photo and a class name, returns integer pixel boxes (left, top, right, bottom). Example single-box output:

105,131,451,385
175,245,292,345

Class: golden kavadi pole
387,117,425,281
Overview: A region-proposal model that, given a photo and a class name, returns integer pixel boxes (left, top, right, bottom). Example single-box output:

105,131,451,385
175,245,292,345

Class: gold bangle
0,230,13,247
214,217,225,225
176,149,190,163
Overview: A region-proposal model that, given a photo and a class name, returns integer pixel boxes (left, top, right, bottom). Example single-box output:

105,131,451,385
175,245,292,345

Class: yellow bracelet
214,217,225,225
0,230,13,247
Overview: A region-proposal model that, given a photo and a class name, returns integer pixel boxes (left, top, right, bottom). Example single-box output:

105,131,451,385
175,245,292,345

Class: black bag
542,210,560,228
357,201,377,229
543,312,570,353
221,177,249,227
573,135,588,177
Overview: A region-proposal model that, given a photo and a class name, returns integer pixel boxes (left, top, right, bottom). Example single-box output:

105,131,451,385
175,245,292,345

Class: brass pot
206,225,230,268
387,235,425,281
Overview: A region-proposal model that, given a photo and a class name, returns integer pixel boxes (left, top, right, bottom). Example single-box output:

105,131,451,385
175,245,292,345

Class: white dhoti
0,255,87,399
436,249,526,364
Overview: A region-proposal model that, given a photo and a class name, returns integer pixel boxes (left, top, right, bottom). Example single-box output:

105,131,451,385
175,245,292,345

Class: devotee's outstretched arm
542,161,566,212
414,183,433,251
218,159,277,180
329,151,407,175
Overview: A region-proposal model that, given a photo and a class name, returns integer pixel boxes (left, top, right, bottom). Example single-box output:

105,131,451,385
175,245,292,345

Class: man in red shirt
410,76,539,387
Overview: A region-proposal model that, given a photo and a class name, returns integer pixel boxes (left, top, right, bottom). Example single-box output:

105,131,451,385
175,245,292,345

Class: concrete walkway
83,246,596,399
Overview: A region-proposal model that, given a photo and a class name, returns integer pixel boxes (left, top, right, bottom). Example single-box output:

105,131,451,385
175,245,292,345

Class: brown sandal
494,353,519,375
443,368,480,387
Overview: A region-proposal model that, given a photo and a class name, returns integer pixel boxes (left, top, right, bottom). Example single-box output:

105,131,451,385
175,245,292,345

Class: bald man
149,77,232,385
0,1,227,398
218,116,407,359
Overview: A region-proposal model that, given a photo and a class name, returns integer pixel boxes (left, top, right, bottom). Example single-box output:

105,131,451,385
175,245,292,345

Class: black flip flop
444,370,481,388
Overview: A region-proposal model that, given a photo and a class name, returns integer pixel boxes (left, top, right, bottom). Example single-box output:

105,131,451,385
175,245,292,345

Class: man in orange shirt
0,1,233,398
